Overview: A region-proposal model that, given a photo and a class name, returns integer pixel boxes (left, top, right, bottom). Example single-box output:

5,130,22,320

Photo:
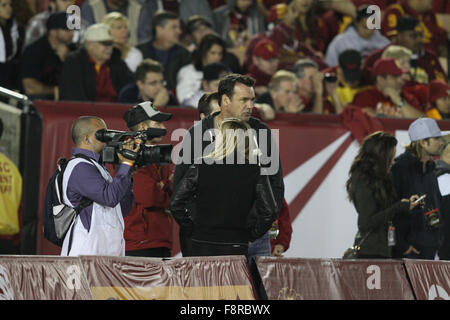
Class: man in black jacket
392,117,444,259
59,23,133,102
172,74,284,256
137,11,191,92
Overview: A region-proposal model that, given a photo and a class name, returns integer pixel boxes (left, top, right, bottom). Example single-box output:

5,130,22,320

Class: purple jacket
65,148,134,231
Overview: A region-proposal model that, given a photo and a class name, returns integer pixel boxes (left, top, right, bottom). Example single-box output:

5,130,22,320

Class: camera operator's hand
118,138,142,166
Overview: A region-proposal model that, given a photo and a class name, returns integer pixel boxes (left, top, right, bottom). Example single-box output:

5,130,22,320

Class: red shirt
362,44,447,85
381,1,447,54
267,22,329,70
246,64,273,89
352,86,421,117
124,164,174,252
88,57,118,103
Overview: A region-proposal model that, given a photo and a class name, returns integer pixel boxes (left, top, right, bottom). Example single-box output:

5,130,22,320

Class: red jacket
270,199,292,252
124,164,174,252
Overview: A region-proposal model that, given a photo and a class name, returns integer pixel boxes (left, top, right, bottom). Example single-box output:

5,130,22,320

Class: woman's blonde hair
206,118,257,162
102,12,131,58
381,45,412,60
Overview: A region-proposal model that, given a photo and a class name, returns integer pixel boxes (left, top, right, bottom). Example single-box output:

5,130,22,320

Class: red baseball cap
429,79,450,103
253,38,280,60
372,58,406,77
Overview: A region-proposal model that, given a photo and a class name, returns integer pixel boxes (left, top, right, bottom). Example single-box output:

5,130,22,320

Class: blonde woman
169,118,278,257
382,45,428,84
102,12,142,72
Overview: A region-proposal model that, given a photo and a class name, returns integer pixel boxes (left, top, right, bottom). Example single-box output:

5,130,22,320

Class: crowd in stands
1,0,450,120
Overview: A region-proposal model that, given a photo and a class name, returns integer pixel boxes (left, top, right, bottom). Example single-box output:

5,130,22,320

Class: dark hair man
137,10,191,91
118,58,178,106
22,12,75,100
172,73,285,256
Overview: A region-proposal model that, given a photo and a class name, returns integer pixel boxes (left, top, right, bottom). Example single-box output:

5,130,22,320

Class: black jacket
435,159,450,259
169,161,278,244
136,41,191,91
59,47,133,101
172,111,285,211
352,178,410,258
391,150,442,257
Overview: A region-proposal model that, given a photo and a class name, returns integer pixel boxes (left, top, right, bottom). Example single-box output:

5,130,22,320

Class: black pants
126,247,171,258
189,240,248,257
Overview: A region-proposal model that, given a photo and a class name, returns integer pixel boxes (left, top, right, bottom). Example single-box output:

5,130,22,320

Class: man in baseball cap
121,100,174,258
21,11,75,100
247,38,280,95
352,57,423,118
59,23,133,102
391,116,443,260
426,80,450,120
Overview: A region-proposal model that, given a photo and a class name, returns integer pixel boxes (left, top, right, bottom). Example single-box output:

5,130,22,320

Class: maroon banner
331,259,414,300
0,255,92,300
404,259,450,300
80,255,256,300
33,101,450,257
256,257,414,300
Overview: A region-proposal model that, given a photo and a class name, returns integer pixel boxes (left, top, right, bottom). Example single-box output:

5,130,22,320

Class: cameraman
122,102,174,257
61,116,140,256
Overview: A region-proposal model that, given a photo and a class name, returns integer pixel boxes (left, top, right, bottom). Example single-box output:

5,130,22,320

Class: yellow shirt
0,152,21,235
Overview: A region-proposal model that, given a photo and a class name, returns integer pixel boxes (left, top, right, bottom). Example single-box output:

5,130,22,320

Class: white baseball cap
408,117,442,142
84,23,113,42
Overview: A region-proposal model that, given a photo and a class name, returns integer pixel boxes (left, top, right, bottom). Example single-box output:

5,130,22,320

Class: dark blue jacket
391,150,442,258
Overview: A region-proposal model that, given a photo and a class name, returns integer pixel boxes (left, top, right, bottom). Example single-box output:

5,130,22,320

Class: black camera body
95,128,173,166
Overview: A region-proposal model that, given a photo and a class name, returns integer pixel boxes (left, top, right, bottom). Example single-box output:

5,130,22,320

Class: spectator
122,101,174,257
246,38,280,96
81,0,151,46
0,0,22,91
21,12,74,100
24,0,73,48
346,131,421,259
59,23,133,102
435,134,450,260
325,5,390,67
255,70,304,114
382,44,428,84
323,49,369,108
212,0,266,65
292,59,332,114
182,62,229,108
381,0,447,56
137,10,191,92
118,58,178,106
426,80,450,120
352,58,424,118
102,12,142,72
363,16,447,84
381,45,430,110
267,0,329,63
60,116,138,256
198,91,220,120
176,34,225,104
391,117,444,260
185,14,241,73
